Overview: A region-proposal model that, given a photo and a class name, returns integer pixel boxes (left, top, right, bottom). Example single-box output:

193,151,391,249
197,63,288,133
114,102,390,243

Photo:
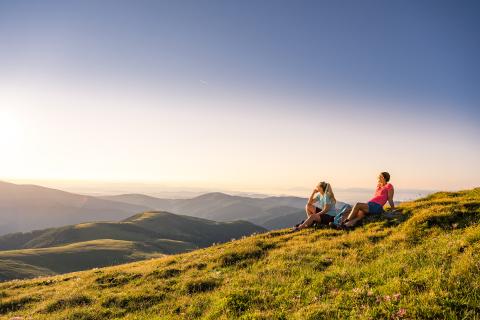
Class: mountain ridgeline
100,192,309,228
0,181,149,235
0,181,309,236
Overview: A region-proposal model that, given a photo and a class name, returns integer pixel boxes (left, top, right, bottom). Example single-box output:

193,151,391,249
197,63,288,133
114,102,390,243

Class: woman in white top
293,181,346,231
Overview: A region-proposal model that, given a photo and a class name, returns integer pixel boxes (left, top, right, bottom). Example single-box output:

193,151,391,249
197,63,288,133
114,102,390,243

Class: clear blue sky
1,0,479,193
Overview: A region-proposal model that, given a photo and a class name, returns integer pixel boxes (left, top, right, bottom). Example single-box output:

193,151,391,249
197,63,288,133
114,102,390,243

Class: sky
0,0,479,196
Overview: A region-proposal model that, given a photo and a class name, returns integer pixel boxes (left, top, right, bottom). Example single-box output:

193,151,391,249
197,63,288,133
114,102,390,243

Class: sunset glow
0,1,478,195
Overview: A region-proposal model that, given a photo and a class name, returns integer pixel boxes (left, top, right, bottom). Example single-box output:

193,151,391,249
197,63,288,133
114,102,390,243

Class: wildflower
384,295,391,302
396,308,406,317
392,293,401,301
367,290,374,296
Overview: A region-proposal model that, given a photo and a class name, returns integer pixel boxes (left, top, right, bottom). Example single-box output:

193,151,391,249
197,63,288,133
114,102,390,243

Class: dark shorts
315,207,335,224
367,201,384,214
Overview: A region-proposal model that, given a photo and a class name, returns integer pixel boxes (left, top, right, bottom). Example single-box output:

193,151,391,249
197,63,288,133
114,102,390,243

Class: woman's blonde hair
319,181,337,204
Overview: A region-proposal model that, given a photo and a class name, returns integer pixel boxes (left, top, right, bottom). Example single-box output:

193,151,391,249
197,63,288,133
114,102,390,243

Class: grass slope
0,188,479,319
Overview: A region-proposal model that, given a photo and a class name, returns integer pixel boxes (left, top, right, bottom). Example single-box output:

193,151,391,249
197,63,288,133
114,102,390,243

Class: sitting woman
342,172,394,228
293,181,344,231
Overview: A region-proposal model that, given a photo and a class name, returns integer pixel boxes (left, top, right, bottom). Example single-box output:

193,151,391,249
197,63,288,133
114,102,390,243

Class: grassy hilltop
0,188,479,319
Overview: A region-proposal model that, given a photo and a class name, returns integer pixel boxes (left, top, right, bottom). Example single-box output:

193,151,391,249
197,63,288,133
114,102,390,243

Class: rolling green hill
0,188,479,319
0,212,265,281
0,239,170,282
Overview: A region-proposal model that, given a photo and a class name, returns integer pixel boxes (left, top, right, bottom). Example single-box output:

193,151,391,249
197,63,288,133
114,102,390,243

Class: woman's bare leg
345,210,366,227
345,203,369,227
298,213,321,230
344,203,369,226
305,203,317,218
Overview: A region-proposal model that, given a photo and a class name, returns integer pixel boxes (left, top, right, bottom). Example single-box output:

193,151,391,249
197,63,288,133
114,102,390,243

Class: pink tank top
369,183,393,206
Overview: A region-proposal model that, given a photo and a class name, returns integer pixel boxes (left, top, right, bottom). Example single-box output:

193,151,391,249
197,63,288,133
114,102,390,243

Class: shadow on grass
102,293,165,312
95,272,141,288
185,278,220,294
147,268,181,280
45,294,92,313
0,296,39,315
219,240,276,268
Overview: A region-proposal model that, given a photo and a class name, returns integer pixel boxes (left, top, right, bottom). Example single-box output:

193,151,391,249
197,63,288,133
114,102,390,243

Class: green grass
0,188,479,319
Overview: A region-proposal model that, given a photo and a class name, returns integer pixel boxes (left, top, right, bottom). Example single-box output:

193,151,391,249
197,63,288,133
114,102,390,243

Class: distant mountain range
100,193,353,230
0,181,149,235
0,180,419,283
100,192,307,227
0,180,307,281
0,211,265,281
0,180,334,236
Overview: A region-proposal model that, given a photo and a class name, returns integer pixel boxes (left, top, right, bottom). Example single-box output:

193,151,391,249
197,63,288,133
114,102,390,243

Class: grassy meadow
0,188,479,319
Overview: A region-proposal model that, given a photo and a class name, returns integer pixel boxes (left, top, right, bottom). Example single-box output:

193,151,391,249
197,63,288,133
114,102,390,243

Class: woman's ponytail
321,182,337,204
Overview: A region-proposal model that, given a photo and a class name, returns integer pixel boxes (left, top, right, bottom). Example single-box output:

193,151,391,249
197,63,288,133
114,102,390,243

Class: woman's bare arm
308,188,318,204
387,187,395,209
317,203,331,215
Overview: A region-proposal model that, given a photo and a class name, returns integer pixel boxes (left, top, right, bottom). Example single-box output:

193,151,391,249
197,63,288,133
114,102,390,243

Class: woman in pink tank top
342,172,395,228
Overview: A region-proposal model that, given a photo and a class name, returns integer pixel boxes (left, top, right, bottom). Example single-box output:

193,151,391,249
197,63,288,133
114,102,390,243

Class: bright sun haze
0,1,479,194
0,111,21,148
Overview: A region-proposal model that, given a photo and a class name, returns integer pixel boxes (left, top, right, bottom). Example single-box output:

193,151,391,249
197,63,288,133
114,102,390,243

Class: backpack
333,203,352,226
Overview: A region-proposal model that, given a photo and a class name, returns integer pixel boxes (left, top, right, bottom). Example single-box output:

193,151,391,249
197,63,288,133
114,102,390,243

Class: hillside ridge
0,188,479,319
